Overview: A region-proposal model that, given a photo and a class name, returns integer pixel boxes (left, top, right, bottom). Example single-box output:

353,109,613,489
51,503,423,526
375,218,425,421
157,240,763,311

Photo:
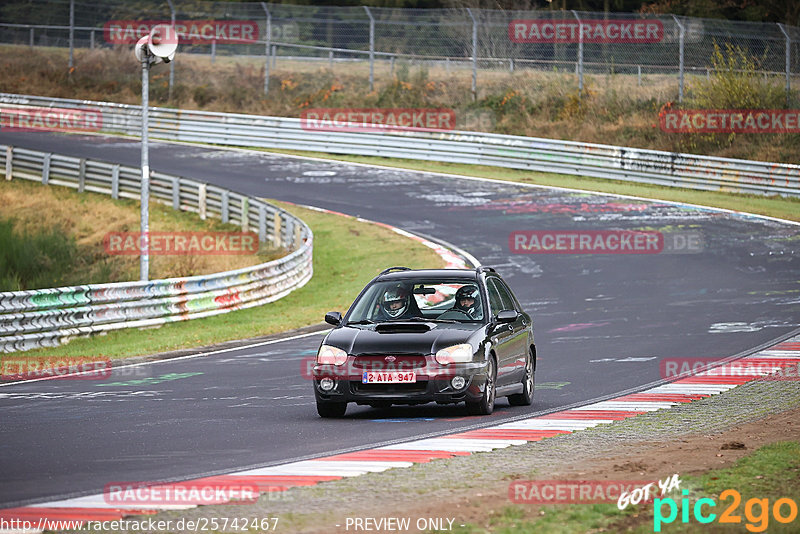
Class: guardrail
2,92,798,197
0,144,313,353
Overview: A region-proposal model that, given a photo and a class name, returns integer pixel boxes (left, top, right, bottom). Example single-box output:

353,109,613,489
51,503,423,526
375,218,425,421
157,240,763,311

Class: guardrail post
260,2,271,95
78,158,86,192
29,27,34,48
111,164,119,198
172,177,180,210
272,211,282,247
241,197,249,232
778,23,791,106
68,0,74,70
221,190,230,223
638,65,642,86
672,15,685,103
5,146,12,181
42,153,51,185
90,30,95,49
466,8,478,102
259,205,267,243
198,183,207,220
211,40,216,64
271,45,277,69
571,10,584,97
364,6,375,92
329,50,333,68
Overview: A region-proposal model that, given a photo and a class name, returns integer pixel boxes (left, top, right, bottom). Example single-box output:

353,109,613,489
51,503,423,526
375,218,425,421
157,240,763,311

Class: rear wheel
317,400,347,418
466,356,496,415
508,348,534,406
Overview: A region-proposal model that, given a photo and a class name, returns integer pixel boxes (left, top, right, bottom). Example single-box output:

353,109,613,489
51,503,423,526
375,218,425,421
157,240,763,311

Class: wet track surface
1,132,798,506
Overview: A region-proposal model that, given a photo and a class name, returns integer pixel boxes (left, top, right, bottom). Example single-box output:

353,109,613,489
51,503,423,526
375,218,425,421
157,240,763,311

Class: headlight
435,344,474,365
317,345,348,366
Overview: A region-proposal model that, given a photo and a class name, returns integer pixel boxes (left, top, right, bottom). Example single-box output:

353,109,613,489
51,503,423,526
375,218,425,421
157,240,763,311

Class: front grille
352,381,428,394
353,354,427,370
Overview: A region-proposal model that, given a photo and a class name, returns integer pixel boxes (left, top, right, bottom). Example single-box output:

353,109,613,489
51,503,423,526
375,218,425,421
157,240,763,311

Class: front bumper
312,356,489,406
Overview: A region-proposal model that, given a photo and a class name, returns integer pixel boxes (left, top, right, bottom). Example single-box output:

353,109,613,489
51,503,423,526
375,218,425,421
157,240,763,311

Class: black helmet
382,284,410,318
454,285,480,317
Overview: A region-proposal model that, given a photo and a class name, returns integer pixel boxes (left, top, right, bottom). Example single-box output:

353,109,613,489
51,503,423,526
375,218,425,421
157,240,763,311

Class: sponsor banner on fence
300,108,458,133
0,106,103,133
660,109,800,133
509,19,663,43
104,20,258,44
103,482,260,505
1,357,112,381
103,232,259,256
509,230,703,255
509,480,654,504
661,358,800,381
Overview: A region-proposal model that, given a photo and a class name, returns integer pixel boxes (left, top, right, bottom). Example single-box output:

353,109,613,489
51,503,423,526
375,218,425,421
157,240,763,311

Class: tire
508,348,534,406
317,400,347,418
466,356,496,415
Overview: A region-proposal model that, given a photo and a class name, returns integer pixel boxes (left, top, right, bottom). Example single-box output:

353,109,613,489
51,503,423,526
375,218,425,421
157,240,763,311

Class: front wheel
317,400,347,418
466,356,496,415
508,348,534,406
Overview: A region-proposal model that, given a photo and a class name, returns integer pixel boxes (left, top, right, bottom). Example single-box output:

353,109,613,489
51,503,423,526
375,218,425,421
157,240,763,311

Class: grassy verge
255,148,800,223
0,178,275,289
6,201,445,360
466,441,800,533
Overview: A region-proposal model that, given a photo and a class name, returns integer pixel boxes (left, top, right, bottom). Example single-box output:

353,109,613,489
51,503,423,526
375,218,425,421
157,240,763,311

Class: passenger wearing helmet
453,285,482,319
377,284,417,320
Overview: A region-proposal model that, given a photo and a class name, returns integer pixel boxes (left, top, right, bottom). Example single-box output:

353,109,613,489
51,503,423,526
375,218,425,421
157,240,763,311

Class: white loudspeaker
134,25,177,64
148,24,178,63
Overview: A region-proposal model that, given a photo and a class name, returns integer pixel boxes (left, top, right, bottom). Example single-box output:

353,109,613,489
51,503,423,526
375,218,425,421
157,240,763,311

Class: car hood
325,323,481,355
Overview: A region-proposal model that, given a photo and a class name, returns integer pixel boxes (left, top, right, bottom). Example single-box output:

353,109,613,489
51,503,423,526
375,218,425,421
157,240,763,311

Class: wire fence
1,0,798,105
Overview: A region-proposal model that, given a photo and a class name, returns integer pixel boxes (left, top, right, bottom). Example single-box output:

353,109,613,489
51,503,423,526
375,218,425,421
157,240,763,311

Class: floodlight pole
140,53,151,281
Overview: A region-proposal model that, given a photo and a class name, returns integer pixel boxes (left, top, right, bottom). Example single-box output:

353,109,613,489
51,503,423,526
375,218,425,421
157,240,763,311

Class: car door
486,278,515,386
491,278,529,384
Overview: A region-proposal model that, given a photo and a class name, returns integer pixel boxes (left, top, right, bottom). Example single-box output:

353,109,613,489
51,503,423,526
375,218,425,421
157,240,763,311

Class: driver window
486,280,505,316
493,279,518,312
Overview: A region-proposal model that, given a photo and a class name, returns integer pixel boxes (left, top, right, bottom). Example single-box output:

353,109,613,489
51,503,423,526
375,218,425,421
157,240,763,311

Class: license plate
362,371,416,384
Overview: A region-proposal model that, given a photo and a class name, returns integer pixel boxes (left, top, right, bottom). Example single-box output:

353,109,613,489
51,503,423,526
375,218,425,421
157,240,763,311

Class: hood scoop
375,322,434,334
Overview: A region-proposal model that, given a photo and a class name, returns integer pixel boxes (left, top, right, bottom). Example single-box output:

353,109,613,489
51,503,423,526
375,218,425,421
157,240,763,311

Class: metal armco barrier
0,144,313,353
2,93,798,197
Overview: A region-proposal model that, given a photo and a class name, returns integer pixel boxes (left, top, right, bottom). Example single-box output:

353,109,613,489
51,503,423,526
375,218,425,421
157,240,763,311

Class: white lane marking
0,330,326,387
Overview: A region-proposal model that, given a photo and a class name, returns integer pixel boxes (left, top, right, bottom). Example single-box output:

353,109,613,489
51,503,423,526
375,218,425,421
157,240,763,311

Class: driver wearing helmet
453,285,482,319
377,284,417,320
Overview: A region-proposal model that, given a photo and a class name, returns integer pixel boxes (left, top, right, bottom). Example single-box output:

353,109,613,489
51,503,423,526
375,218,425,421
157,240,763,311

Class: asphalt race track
1,131,798,507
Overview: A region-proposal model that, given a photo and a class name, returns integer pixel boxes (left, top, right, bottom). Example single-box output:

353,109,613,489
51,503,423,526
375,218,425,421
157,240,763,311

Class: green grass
452,441,800,533
256,149,800,223
6,201,445,361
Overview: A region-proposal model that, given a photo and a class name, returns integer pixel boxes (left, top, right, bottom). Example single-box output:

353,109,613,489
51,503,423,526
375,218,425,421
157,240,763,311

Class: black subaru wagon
312,267,535,417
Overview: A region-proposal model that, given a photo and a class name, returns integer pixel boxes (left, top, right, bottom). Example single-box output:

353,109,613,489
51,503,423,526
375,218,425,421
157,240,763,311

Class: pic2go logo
654,489,798,532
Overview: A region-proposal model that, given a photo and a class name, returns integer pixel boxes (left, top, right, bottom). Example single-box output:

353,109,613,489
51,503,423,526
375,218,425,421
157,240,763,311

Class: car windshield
347,279,485,324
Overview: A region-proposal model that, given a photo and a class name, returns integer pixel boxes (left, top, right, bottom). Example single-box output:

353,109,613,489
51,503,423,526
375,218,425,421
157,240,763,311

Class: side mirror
494,310,519,324
324,311,342,326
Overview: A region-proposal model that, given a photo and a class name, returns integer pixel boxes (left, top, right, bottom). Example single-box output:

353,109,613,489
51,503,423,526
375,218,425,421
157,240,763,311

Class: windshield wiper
405,317,458,324
346,319,375,325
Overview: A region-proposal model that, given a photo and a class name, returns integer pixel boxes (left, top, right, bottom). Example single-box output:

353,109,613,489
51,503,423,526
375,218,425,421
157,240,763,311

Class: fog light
320,377,336,391
451,376,466,389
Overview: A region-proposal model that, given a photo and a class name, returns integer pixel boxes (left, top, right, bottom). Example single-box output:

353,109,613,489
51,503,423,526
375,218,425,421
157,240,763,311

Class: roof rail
476,266,496,274
379,266,412,275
